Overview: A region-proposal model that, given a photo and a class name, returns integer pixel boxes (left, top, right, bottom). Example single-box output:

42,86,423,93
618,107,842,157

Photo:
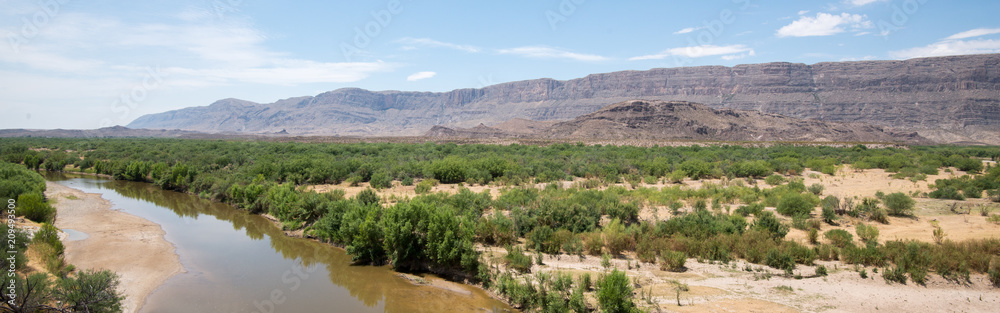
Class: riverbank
45,181,184,313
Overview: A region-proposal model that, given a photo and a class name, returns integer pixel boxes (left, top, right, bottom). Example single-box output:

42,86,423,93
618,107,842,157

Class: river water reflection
47,174,514,313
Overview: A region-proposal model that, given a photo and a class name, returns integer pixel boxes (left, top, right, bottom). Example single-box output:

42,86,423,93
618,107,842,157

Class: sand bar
46,181,184,313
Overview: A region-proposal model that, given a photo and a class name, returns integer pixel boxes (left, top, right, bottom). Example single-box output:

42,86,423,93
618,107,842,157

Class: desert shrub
17,193,55,223
883,266,908,284
368,170,392,189
765,248,795,273
989,256,1000,287
354,188,379,205
414,178,438,194
659,250,687,272
33,223,64,255
603,219,635,255
635,237,663,264
751,210,788,240
476,213,517,246
855,224,880,245
808,228,819,245
728,160,772,178
667,170,687,184
764,174,785,186
824,229,854,248
527,225,557,254
822,206,838,224
505,246,533,273
584,232,604,256
815,265,828,276
930,187,965,200
734,203,764,217
680,159,711,180
597,269,639,313
883,192,915,216
777,193,813,217
808,184,825,195
815,244,839,261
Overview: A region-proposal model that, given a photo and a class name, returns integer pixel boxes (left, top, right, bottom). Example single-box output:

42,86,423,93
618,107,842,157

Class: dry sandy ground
334,165,1000,312
46,182,183,313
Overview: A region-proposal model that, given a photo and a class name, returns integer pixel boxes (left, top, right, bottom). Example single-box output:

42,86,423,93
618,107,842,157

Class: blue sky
1,0,999,129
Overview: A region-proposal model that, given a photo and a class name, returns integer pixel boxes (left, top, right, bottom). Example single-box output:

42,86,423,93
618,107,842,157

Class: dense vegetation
3,138,1000,311
0,161,124,312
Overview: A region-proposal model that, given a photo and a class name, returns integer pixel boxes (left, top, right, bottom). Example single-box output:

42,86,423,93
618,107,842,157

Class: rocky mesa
127,54,1000,144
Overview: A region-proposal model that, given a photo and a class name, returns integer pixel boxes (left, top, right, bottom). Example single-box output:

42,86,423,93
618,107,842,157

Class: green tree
0,273,53,313
776,193,813,217
883,192,915,216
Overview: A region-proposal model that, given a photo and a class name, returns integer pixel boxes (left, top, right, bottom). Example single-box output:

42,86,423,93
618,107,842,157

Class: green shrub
752,210,788,240
680,159,711,180
815,265,828,276
808,228,819,245
765,174,785,186
354,188,379,205
584,232,604,256
504,246,533,273
17,193,55,223
765,249,795,273
808,184,825,196
824,229,854,248
930,187,965,200
989,256,1000,288
414,179,438,194
882,266,907,284
883,192,915,216
735,203,764,217
597,269,639,313
855,224,880,245
777,193,813,217
660,250,687,272
368,170,392,189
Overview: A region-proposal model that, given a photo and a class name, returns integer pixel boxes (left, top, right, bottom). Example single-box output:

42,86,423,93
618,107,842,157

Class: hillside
127,54,1000,144
426,100,926,143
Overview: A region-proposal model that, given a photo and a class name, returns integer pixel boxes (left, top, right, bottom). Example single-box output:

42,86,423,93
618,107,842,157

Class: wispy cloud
498,46,609,62
890,37,1000,59
776,12,872,37
946,28,1000,40
673,27,704,35
406,71,437,81
629,44,755,61
395,37,481,53
845,0,887,6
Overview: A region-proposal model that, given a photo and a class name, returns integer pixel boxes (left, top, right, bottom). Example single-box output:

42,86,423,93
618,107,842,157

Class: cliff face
127,54,1000,144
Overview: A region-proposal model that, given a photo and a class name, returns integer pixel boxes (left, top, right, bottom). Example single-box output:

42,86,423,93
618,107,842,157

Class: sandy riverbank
46,182,184,313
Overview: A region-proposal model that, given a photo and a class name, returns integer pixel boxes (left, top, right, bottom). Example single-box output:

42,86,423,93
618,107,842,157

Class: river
47,174,515,313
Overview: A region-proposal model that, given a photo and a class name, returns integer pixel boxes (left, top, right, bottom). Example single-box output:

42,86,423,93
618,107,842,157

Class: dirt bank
46,182,184,313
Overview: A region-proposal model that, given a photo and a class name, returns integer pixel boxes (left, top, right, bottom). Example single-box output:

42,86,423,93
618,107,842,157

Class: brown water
47,175,515,313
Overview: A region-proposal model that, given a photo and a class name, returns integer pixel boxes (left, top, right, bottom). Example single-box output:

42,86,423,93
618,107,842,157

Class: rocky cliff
127,54,1000,144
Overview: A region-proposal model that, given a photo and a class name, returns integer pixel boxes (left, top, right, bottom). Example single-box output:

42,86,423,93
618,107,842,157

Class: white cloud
498,46,608,62
797,10,810,15
776,13,872,37
946,28,1000,40
673,27,703,35
395,37,481,53
889,28,1000,59
406,71,437,81
845,0,887,6
629,44,755,60
890,39,1000,59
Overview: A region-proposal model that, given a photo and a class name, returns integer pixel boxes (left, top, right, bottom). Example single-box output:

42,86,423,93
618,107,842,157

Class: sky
1,0,999,130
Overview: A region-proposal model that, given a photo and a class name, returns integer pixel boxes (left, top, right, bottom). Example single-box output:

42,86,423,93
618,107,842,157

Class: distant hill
426,100,927,143
127,54,1000,144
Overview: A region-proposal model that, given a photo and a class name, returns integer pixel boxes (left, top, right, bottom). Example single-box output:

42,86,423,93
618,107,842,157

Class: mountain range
126,54,1000,144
